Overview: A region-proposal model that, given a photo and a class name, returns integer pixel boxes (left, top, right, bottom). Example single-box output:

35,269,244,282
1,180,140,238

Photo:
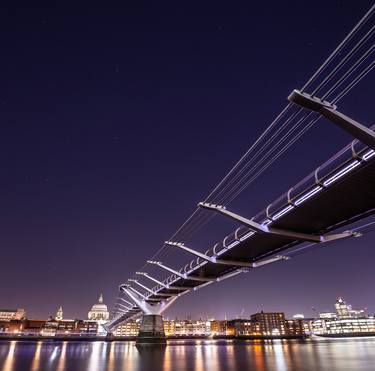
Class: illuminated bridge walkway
105,5,375,336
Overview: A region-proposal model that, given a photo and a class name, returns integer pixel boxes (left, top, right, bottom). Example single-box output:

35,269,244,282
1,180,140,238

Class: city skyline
4,294,373,322
1,1,375,321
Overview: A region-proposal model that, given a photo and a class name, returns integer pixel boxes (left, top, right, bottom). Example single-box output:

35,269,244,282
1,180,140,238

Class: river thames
0,338,375,371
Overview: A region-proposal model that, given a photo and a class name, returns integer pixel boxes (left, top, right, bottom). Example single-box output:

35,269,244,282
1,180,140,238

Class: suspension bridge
105,5,375,343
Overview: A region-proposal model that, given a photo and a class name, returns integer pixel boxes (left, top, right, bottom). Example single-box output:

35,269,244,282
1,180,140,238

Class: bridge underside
107,140,375,332
148,150,375,295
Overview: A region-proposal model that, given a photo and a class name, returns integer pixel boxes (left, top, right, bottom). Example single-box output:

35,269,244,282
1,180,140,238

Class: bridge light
363,149,374,161
272,205,294,221
323,160,361,187
294,186,322,206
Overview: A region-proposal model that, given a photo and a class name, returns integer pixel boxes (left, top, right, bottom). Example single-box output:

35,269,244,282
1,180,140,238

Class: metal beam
198,202,356,243
165,240,253,268
128,279,175,297
117,302,132,311
112,309,126,314
145,298,164,302
128,286,147,300
136,272,187,290
288,89,375,150
165,241,213,262
253,255,290,267
121,287,153,314
119,297,134,307
147,260,215,282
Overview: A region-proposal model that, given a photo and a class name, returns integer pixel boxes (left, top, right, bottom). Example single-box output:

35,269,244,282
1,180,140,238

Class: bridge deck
108,138,375,329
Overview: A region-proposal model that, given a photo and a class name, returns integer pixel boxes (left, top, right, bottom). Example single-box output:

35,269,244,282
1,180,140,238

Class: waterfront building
313,298,374,336
285,319,305,336
0,308,25,321
163,319,175,336
17,320,45,335
210,320,228,336
313,317,375,335
226,319,252,335
113,319,140,337
75,320,99,335
163,319,210,336
225,314,305,337
250,312,287,336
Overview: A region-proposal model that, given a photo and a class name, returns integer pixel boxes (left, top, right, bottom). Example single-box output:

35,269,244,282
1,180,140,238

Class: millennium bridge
105,5,375,344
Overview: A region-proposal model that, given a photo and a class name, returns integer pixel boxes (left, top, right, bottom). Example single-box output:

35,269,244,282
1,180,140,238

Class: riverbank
0,334,307,342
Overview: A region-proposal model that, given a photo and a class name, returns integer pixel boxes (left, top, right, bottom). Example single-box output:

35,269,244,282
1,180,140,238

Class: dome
88,294,109,322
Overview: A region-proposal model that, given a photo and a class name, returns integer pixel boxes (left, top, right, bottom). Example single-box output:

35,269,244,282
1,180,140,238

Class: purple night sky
1,1,374,320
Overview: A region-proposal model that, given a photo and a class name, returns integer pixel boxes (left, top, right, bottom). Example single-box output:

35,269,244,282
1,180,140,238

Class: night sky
1,1,374,321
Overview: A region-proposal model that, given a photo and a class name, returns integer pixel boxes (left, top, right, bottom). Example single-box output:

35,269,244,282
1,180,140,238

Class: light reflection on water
0,338,375,371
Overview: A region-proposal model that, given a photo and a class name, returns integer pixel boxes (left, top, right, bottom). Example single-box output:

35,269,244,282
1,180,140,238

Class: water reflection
56,342,67,371
30,342,42,371
2,341,16,371
1,338,375,370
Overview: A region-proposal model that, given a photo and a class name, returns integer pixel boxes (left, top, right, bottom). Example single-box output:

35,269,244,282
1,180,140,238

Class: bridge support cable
288,90,375,150
301,4,375,92
198,202,358,243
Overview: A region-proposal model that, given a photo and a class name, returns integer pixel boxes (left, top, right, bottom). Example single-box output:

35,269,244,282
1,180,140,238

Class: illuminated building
226,319,251,335
163,319,211,336
313,297,374,336
163,319,175,336
318,297,366,320
285,319,305,335
75,320,99,335
0,308,25,321
313,317,375,335
250,312,287,336
335,297,352,318
113,319,140,337
210,320,228,335
14,320,45,335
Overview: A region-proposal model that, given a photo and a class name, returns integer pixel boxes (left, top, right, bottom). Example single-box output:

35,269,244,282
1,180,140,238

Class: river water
0,338,374,371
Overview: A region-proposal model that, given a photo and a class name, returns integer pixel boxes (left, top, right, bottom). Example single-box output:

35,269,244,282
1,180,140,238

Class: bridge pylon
121,285,177,345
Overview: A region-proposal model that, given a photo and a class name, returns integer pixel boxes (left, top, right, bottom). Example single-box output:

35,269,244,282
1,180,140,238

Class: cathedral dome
88,294,109,322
